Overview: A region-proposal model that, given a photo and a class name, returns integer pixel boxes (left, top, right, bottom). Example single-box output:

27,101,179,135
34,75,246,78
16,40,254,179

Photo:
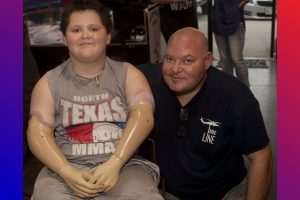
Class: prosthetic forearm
27,115,102,197
113,100,154,163
27,115,69,173
89,100,154,192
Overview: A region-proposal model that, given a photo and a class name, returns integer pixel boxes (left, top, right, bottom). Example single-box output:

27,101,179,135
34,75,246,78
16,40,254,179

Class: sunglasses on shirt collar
177,108,189,137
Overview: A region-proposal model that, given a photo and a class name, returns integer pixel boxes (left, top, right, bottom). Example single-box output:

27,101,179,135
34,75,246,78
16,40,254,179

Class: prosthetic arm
89,64,155,192
27,75,101,198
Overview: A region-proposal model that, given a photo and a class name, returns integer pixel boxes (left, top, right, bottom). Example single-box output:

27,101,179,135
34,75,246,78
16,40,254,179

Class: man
139,27,272,200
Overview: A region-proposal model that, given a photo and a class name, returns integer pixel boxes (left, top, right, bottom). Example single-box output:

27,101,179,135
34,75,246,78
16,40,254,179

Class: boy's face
63,10,111,62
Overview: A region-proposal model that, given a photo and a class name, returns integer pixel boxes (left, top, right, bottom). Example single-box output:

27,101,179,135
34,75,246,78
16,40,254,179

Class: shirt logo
170,0,193,11
200,117,221,144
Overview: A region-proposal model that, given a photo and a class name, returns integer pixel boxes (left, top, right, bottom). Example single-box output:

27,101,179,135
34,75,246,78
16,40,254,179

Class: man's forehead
167,43,203,56
165,52,194,58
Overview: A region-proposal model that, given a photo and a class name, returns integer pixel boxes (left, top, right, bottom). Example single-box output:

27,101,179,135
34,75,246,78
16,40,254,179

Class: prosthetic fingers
89,94,154,192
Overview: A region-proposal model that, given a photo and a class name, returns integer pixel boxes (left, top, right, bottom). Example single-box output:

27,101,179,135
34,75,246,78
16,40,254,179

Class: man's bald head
168,27,209,54
162,27,212,102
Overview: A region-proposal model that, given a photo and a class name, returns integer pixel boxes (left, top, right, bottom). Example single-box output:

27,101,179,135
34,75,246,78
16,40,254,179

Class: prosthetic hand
88,154,124,192
27,116,102,198
89,100,154,192
28,75,105,197
58,165,102,198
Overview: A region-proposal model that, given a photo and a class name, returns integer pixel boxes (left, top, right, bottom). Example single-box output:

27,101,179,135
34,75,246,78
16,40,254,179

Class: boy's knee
32,175,69,200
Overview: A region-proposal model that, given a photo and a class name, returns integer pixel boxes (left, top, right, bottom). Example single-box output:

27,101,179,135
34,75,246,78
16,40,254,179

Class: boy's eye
72,29,80,33
89,27,98,32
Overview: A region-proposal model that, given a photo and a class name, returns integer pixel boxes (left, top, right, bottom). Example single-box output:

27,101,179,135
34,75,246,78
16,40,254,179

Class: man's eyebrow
179,55,194,60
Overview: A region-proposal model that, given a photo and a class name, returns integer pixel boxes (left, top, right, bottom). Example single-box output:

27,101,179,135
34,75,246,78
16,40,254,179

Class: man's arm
246,144,273,200
239,0,249,7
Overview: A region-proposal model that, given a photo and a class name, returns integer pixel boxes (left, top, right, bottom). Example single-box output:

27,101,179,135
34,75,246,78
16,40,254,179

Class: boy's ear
106,33,111,45
62,35,67,46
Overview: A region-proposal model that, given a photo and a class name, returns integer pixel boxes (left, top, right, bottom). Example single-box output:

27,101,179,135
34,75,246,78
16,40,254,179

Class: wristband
112,153,125,164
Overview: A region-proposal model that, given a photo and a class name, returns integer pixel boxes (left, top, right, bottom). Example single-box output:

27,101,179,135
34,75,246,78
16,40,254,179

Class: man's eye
184,59,193,64
165,57,173,62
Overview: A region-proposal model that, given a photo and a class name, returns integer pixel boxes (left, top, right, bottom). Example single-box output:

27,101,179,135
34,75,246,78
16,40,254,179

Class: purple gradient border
0,0,23,199
277,0,300,199
0,1,23,199
1,0,300,199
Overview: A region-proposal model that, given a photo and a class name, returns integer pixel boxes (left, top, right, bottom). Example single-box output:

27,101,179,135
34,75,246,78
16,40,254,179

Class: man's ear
204,52,212,69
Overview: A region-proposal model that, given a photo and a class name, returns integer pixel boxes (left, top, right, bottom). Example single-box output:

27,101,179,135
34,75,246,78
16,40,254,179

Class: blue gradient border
0,0,22,199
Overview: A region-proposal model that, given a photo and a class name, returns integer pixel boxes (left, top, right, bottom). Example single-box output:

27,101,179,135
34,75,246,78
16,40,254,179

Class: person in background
150,0,198,42
212,0,250,87
139,27,272,200
27,0,163,199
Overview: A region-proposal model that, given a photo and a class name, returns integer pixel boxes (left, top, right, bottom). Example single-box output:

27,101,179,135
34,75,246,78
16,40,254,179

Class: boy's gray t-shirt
47,57,128,165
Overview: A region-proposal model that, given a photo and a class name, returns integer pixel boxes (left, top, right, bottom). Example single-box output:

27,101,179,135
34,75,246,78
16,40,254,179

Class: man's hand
89,154,124,192
240,0,249,7
58,165,103,198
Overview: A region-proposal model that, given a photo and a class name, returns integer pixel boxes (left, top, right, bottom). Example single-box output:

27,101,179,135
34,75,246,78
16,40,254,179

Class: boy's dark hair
60,0,112,35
